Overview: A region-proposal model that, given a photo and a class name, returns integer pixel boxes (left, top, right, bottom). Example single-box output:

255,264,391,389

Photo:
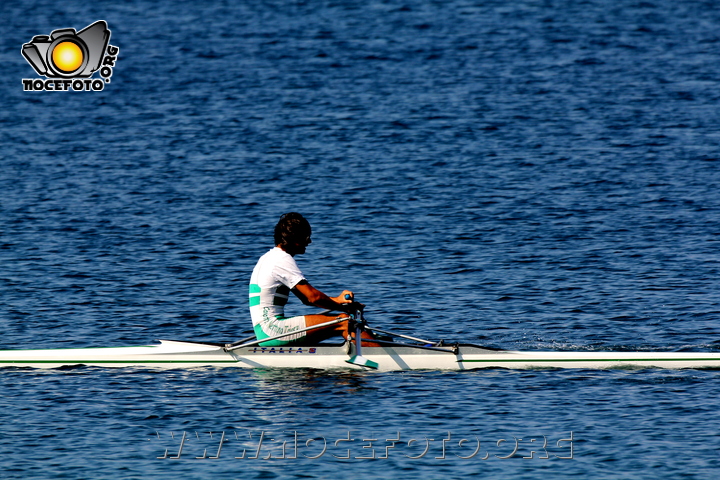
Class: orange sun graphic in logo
51,41,84,73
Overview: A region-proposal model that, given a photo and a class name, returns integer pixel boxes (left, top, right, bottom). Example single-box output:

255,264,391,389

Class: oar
225,334,258,347
363,326,437,346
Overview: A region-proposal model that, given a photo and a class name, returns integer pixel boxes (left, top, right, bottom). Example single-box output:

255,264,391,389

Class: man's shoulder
263,247,291,260
258,247,305,287
258,247,297,267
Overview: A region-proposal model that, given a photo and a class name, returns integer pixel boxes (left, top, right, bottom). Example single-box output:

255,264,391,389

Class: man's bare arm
292,280,360,313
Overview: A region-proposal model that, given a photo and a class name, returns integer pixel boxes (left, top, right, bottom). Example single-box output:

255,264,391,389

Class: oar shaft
363,326,435,345
225,334,257,348
225,317,347,351
348,337,456,353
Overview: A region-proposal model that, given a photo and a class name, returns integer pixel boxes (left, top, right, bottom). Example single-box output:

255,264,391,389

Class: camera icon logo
22,21,120,92
22,20,110,78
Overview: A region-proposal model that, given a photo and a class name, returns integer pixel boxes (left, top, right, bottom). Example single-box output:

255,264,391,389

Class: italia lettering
248,347,316,354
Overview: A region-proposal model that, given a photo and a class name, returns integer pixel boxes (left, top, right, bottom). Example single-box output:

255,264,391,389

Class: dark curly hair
274,212,311,248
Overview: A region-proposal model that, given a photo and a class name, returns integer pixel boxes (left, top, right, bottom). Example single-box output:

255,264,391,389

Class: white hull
1,340,720,371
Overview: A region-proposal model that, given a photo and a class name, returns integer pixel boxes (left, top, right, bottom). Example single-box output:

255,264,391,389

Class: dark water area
1,0,720,478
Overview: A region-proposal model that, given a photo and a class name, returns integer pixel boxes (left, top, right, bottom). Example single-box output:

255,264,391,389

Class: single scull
1,313,719,371
1,340,720,370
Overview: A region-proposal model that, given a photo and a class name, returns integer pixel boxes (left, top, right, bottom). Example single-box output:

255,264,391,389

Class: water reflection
249,368,377,396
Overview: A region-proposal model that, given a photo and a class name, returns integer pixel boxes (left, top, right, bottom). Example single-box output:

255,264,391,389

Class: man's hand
333,291,365,313
332,290,354,304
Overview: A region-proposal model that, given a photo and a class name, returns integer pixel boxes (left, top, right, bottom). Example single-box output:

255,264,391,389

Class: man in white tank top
249,212,366,346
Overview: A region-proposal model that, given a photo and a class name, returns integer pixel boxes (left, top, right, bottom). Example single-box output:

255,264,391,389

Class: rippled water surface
2,0,720,478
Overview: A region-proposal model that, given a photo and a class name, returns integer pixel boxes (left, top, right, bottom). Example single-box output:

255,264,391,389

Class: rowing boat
1,339,719,370
2,308,717,370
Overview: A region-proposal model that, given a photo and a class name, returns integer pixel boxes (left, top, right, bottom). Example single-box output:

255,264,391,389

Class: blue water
2,0,720,477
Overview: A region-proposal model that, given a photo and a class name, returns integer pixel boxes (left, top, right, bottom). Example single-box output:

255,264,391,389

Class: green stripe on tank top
249,283,261,307
253,324,269,340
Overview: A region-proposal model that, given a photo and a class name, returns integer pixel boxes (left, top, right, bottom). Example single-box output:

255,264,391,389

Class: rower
248,212,376,347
